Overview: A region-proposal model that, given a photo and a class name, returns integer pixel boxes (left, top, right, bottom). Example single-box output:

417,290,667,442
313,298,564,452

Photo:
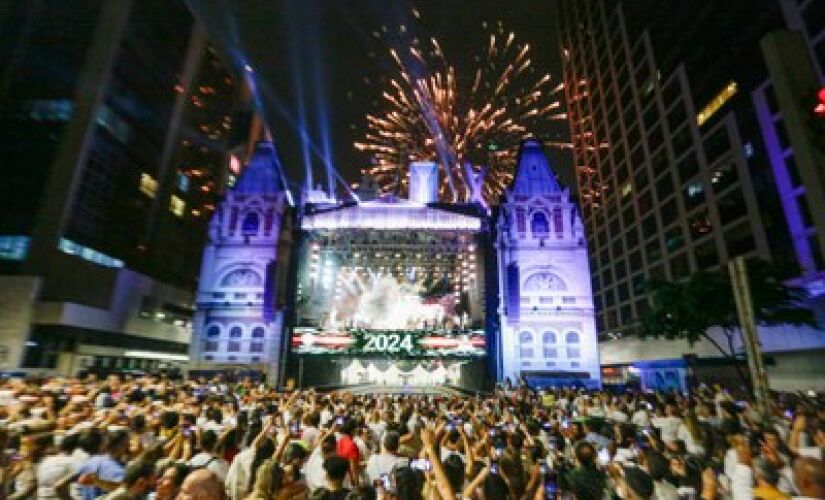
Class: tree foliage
639,259,817,354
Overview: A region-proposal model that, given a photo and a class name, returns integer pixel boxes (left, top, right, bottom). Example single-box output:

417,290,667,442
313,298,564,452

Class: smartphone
290,420,300,436
542,422,552,431
410,459,432,471
493,447,505,458
380,473,392,490
335,416,345,426
543,465,559,498
561,419,570,429
488,428,497,437
783,409,794,420
490,461,500,475
182,426,192,437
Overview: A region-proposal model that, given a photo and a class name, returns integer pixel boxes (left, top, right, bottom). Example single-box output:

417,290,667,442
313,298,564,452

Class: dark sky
187,0,572,197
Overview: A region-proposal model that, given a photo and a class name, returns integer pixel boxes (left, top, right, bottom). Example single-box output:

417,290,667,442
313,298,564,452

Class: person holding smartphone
366,431,409,485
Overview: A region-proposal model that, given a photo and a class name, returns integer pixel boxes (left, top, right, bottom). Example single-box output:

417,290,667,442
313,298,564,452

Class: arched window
229,326,243,338
220,269,263,287
531,212,550,238
206,325,220,338
542,331,557,359
566,331,580,359
241,212,260,236
251,326,266,338
519,331,534,359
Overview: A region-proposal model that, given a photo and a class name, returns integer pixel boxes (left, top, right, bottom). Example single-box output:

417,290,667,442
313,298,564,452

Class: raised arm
422,428,456,500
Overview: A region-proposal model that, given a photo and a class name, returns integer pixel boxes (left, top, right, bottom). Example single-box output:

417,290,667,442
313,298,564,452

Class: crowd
0,373,823,500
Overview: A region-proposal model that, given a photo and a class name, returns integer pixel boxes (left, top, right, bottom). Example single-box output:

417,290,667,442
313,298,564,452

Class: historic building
190,138,600,388
496,140,601,387
189,141,289,381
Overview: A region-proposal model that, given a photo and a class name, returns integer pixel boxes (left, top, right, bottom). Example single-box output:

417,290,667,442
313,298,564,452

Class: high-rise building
558,0,790,335
0,1,258,373
752,0,825,289
496,140,600,387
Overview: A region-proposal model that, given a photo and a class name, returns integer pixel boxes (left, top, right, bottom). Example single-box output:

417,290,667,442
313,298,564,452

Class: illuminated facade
558,0,785,335
191,139,599,389
496,140,600,387
189,141,289,380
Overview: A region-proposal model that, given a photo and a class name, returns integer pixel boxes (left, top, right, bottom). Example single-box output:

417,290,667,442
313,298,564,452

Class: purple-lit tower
189,141,289,381
496,140,601,387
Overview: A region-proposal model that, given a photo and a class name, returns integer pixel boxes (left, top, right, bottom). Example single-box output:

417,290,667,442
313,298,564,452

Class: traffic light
814,87,825,117
811,87,825,150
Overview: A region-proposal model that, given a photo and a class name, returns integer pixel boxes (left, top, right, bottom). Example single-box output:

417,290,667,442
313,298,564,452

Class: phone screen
411,459,432,471
543,466,558,498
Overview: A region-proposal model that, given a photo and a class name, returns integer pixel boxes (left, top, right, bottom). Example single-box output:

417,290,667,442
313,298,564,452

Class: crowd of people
0,373,822,499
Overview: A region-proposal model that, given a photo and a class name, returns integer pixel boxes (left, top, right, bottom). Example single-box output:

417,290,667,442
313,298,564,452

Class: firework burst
354,20,571,203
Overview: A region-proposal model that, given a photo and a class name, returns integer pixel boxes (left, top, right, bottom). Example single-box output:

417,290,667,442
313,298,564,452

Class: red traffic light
816,87,825,116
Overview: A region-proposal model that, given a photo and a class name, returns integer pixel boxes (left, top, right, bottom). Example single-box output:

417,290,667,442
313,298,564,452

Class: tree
639,259,817,386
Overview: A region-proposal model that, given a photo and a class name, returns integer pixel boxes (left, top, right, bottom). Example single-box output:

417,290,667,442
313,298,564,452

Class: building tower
496,140,601,387
190,141,288,381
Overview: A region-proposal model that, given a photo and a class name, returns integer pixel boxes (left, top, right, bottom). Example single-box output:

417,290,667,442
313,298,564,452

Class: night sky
187,0,572,197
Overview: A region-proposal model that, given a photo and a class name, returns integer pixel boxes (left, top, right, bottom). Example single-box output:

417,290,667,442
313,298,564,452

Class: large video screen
293,227,486,358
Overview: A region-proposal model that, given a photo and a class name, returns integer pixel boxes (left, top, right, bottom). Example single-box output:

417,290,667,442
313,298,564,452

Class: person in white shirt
305,434,353,492
640,449,679,500
300,412,321,449
652,404,682,444
632,404,651,428
187,430,229,483
37,434,77,500
365,431,409,484
225,425,271,500
366,411,389,445
608,404,629,423
730,437,754,500
676,411,705,457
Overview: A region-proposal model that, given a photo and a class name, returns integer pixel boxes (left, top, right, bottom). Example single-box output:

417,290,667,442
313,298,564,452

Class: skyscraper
0,0,259,372
558,0,789,335
751,0,825,289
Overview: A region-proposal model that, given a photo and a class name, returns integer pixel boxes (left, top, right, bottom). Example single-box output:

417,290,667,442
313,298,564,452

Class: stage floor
342,384,466,396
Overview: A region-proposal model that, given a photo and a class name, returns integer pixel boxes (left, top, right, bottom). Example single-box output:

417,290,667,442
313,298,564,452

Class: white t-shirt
305,449,353,492
37,453,75,499
731,463,754,500
677,424,705,456
653,479,680,500
367,422,387,443
652,416,681,443
365,453,409,484
189,452,229,483
224,446,254,500
609,409,629,423
632,409,650,428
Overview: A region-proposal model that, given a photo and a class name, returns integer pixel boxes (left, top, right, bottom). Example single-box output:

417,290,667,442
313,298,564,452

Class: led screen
293,227,486,357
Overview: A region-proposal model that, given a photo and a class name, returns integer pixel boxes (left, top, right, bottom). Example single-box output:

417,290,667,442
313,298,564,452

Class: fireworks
354,20,571,203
